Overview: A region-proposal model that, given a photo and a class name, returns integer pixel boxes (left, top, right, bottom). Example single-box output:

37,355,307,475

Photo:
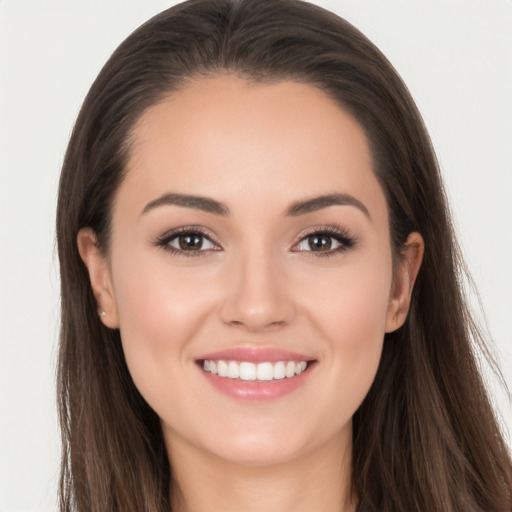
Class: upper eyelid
158,225,217,240
154,226,221,249
154,224,355,249
294,224,355,240
292,225,357,252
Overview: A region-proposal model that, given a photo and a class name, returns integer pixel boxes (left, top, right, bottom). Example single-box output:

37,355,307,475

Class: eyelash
154,224,357,257
154,226,220,257
292,225,357,257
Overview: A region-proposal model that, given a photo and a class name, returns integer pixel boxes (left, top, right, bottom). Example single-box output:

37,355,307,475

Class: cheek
112,244,221,335
304,254,392,340
300,256,392,404
109,251,219,402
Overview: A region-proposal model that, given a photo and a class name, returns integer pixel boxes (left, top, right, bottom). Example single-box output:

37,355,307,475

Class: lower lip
200,364,314,401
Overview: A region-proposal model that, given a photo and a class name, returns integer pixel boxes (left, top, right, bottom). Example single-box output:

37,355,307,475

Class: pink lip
196,347,316,401
201,368,313,401
197,347,312,363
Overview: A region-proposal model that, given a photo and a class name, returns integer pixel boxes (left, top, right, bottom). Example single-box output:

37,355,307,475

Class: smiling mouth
200,359,313,381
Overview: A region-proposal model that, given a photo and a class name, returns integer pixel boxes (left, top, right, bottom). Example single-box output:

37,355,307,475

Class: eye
292,227,356,255
296,234,341,252
155,228,220,255
168,232,216,251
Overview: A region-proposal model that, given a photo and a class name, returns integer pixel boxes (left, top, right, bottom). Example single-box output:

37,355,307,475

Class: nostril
230,319,288,333
218,274,296,331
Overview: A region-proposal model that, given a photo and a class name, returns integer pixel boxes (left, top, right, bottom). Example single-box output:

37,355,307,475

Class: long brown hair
56,1,512,510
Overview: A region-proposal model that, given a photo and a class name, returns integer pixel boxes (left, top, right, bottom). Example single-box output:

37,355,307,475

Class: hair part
56,1,512,511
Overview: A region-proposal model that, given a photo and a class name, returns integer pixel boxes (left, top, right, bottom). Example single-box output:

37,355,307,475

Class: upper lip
197,347,314,363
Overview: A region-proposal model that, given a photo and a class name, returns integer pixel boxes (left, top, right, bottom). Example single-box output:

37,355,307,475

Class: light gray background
1,1,511,510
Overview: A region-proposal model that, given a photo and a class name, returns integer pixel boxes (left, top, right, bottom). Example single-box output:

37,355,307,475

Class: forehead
119,75,386,220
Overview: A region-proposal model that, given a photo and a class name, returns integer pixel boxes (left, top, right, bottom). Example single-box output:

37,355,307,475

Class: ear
77,228,119,329
385,231,424,333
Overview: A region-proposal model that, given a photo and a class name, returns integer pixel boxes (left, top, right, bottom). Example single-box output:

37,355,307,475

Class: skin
78,76,423,512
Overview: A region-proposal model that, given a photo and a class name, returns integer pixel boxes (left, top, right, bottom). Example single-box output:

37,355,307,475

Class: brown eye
178,234,203,250
307,234,333,251
296,234,340,252
167,232,216,252
293,228,356,255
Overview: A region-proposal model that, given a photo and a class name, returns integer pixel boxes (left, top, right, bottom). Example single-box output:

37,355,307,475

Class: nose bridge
219,242,294,332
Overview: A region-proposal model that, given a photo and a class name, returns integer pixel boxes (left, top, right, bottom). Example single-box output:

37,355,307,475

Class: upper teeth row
203,360,308,381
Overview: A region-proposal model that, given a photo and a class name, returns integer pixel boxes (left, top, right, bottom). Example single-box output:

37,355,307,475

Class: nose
218,249,296,333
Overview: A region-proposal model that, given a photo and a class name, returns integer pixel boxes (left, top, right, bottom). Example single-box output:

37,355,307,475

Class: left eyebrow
285,193,370,219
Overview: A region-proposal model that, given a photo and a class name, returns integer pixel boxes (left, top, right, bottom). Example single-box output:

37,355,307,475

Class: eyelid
153,225,222,255
152,223,356,257
291,224,357,255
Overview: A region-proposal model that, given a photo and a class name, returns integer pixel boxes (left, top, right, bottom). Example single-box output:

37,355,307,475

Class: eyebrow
141,193,230,216
141,192,369,219
285,193,370,219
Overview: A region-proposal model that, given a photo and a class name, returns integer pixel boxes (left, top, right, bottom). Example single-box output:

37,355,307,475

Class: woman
56,0,512,511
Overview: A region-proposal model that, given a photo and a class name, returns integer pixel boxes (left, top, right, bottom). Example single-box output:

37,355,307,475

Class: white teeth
202,360,309,380
295,361,307,375
227,361,240,378
273,361,286,380
217,360,228,377
257,362,274,381
239,362,256,381
285,361,296,378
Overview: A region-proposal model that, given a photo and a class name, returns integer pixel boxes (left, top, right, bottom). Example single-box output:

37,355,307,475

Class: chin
208,436,310,468
187,415,352,469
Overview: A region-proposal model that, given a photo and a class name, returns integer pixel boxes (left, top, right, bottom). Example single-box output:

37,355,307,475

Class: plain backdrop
1,1,511,510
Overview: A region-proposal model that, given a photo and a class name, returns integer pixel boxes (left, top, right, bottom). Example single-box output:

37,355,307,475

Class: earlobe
385,231,424,333
77,228,120,329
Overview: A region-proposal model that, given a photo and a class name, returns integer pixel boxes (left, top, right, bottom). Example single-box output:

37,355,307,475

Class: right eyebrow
140,193,230,216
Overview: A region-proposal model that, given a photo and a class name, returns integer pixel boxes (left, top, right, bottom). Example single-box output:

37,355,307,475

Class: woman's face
80,76,420,467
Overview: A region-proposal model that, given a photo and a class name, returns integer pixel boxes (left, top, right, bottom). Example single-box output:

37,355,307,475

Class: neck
166,428,356,512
